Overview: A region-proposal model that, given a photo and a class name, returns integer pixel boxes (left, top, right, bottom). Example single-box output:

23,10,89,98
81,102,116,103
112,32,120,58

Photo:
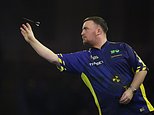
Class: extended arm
20,23,59,65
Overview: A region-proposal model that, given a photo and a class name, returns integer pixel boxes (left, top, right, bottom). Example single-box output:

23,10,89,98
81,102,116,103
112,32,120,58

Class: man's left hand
119,88,134,104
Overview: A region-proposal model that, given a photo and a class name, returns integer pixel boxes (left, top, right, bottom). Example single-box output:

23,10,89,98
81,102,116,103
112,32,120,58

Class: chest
87,49,128,68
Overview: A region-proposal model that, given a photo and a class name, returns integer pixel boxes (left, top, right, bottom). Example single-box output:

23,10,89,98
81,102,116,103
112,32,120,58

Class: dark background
0,0,154,115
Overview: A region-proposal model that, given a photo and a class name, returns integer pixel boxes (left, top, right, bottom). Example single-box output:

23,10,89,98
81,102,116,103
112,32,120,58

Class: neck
93,36,107,49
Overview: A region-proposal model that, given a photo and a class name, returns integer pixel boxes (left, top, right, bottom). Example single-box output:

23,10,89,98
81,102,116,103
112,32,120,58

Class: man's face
81,20,98,46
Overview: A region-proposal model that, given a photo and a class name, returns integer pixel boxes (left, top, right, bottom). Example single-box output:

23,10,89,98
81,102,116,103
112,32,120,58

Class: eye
83,27,88,31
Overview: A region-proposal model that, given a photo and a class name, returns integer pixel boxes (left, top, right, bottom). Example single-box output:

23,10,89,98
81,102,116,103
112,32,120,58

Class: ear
96,28,102,35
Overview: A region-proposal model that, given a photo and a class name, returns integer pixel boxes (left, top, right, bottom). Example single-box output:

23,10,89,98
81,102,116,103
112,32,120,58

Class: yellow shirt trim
81,73,102,115
140,84,154,112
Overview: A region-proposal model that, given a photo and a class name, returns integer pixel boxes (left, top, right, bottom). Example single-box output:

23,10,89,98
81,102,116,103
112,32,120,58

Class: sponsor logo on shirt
90,55,99,60
139,107,145,112
112,76,120,83
110,49,120,54
111,54,123,58
110,49,123,58
89,60,104,66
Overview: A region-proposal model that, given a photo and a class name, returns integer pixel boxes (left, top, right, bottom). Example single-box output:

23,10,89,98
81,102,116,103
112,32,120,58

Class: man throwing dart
20,16,154,115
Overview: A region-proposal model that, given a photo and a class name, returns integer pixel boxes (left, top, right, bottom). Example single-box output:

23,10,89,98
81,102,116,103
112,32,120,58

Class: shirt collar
90,41,109,50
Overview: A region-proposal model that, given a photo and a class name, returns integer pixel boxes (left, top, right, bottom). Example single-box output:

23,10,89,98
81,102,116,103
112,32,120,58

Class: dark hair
83,16,108,33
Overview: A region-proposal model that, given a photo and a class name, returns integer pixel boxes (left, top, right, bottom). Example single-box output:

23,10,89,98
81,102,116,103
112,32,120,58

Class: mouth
82,35,86,39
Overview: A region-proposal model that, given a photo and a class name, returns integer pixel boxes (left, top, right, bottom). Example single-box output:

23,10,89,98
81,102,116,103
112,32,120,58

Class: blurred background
0,0,154,115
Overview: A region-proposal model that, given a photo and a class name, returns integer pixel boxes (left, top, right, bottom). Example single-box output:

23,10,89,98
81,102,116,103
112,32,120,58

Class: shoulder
72,49,89,55
61,49,89,57
108,41,128,46
108,41,132,49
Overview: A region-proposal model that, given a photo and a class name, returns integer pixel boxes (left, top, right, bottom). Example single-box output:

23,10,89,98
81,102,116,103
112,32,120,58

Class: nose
81,30,84,36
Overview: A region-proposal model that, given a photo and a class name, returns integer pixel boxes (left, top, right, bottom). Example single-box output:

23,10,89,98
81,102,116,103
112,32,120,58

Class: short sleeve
123,43,148,73
56,51,85,74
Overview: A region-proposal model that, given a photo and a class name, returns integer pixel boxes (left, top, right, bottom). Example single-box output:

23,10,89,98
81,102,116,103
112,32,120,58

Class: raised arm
20,23,59,65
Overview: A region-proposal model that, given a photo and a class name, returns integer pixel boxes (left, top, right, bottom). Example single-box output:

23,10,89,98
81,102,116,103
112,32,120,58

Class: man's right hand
20,22,59,65
20,23,35,43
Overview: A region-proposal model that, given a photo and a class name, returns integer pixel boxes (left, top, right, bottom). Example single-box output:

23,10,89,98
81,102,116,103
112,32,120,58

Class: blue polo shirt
57,41,154,115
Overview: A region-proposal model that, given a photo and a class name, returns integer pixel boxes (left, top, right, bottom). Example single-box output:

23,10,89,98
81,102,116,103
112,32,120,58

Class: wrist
129,85,137,93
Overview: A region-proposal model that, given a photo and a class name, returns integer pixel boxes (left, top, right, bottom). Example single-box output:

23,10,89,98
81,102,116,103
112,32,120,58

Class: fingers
21,23,29,31
121,100,130,104
20,26,25,33
20,23,31,32
20,23,31,39
26,23,32,30
20,23,35,43
119,94,126,104
119,94,131,104
119,89,133,104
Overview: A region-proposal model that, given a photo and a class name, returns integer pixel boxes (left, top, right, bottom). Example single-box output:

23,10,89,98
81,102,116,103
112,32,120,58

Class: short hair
83,16,108,33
